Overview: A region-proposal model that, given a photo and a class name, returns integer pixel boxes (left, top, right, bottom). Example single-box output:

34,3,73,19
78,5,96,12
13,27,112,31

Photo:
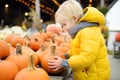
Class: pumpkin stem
27,54,36,70
51,36,55,43
51,45,56,56
16,44,22,55
40,43,46,51
24,35,31,47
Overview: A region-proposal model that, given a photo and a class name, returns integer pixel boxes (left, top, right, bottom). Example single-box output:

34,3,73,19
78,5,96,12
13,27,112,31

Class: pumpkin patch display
15,54,49,80
0,59,19,80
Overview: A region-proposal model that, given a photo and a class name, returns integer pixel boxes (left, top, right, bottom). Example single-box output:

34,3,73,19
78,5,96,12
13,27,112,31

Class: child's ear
73,15,79,23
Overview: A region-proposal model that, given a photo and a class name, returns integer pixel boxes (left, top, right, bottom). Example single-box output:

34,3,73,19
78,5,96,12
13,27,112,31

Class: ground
108,54,120,80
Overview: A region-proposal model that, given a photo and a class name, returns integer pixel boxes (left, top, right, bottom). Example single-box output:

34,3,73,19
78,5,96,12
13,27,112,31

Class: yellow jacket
67,7,110,80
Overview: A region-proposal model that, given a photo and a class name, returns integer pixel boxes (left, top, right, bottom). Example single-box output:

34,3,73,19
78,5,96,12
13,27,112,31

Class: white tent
106,0,120,50
106,0,120,31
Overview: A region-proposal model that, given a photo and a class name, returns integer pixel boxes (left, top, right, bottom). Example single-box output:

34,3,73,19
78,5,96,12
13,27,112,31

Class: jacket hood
78,7,105,26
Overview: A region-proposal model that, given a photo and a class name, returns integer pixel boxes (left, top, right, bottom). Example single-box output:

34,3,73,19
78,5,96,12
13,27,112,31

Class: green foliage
98,7,109,15
108,50,113,55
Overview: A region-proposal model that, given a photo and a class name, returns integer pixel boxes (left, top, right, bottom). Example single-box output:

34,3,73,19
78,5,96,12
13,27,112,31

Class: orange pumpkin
7,44,38,70
46,24,62,35
29,37,44,51
6,44,28,70
46,31,53,38
0,60,19,80
11,35,25,47
31,32,47,41
5,33,16,43
56,46,69,53
54,36,64,46
36,44,49,65
9,44,16,55
15,54,49,80
115,32,120,42
41,46,64,74
22,46,39,65
0,39,10,58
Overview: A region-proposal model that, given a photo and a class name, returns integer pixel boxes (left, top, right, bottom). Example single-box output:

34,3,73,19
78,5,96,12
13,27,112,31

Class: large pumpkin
41,46,64,74
0,39,10,58
115,32,120,42
0,60,19,80
15,54,49,80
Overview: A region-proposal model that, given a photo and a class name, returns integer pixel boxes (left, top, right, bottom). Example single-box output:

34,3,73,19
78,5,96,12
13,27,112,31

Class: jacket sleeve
63,49,72,59
68,30,101,70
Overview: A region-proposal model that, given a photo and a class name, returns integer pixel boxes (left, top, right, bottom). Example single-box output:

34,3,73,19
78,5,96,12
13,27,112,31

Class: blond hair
55,0,83,21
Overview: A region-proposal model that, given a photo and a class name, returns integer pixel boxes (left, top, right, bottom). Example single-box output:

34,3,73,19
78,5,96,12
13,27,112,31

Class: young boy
48,0,110,80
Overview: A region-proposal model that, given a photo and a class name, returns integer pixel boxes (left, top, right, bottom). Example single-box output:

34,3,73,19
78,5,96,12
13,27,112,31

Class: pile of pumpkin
0,24,72,80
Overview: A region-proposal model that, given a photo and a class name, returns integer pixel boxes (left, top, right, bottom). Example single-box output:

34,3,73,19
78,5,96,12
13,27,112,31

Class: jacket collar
68,21,98,38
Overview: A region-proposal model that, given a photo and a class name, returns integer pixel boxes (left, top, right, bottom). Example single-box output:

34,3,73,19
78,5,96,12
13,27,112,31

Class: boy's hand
48,56,63,71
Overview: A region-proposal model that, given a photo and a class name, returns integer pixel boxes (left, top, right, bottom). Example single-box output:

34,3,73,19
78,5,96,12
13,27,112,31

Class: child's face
56,18,77,32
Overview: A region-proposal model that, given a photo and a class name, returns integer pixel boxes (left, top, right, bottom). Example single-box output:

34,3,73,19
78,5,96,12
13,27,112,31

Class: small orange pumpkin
36,44,49,65
11,35,25,47
31,32,47,41
22,46,39,66
29,37,44,51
